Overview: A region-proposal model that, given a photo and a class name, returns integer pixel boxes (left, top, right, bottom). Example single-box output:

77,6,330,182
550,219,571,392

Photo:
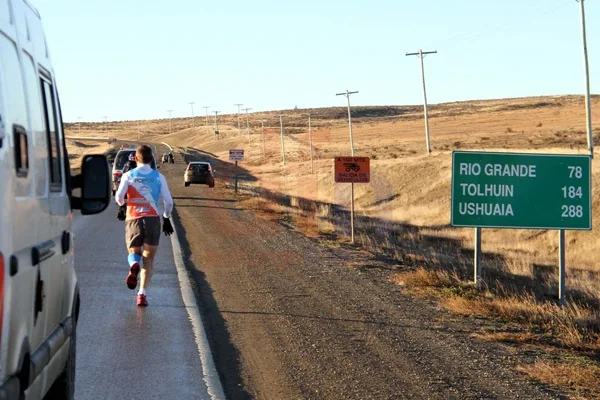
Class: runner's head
136,145,153,164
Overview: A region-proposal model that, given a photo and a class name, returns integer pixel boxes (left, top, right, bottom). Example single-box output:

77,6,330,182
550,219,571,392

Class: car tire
112,189,116,196
184,182,190,187
44,323,76,400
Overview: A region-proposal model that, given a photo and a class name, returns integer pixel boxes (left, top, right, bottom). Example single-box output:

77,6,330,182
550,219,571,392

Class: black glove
117,205,127,221
162,217,174,236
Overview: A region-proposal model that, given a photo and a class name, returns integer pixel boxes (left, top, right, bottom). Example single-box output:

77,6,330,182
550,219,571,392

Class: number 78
568,166,583,179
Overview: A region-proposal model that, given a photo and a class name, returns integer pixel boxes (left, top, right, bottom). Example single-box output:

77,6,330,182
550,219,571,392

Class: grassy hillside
66,94,600,282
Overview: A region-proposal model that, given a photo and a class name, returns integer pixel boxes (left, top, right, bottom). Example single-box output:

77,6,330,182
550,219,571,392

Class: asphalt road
71,202,214,400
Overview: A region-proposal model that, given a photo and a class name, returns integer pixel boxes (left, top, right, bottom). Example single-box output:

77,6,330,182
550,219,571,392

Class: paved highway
71,202,220,400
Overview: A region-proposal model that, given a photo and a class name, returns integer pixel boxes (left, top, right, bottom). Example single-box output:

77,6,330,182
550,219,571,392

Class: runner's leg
140,244,158,290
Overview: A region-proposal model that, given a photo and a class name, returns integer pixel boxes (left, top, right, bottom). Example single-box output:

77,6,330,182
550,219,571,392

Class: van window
22,54,47,196
0,35,28,137
13,125,28,176
40,77,62,190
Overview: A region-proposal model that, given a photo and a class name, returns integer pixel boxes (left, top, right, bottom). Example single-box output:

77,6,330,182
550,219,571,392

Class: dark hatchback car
184,162,215,187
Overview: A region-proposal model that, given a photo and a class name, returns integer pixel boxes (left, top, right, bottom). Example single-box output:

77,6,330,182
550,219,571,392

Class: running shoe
137,294,148,307
126,263,140,290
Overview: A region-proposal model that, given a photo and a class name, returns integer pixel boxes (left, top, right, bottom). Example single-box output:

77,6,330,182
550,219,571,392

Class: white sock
138,288,146,295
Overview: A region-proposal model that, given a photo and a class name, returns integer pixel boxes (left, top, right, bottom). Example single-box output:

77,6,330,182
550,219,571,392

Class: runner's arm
159,174,174,218
115,172,129,206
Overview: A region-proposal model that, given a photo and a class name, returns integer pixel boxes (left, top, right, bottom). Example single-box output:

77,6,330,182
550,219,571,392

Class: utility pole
308,114,314,174
280,115,286,165
557,0,595,306
576,0,593,158
167,110,174,135
214,111,220,140
406,49,437,153
261,120,266,163
188,102,195,129
203,106,210,133
234,103,243,135
243,107,252,143
77,117,82,135
336,89,359,243
336,90,359,155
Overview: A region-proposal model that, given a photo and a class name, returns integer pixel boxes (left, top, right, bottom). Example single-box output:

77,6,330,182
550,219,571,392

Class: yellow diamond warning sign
334,157,370,183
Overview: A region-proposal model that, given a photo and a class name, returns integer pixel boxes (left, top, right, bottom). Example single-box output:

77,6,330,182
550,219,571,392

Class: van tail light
0,253,4,339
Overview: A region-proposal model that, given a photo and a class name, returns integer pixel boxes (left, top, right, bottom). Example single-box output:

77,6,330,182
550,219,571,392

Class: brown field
66,95,600,396
65,138,112,169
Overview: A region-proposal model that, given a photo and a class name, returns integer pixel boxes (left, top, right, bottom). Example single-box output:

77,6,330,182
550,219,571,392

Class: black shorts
125,217,161,248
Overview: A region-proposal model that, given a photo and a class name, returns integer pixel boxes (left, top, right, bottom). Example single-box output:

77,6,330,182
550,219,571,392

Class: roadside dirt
159,150,568,400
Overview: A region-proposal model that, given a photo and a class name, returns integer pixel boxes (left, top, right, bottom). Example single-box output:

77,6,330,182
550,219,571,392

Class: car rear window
115,151,134,170
191,164,209,171
115,150,156,170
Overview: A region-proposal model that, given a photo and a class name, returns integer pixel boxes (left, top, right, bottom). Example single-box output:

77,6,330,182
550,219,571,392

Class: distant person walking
115,145,174,306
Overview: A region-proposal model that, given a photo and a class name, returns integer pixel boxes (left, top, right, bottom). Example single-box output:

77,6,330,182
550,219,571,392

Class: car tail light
0,253,4,339
113,171,122,177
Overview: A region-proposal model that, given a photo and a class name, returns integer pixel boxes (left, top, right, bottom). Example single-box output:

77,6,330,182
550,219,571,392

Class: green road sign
451,151,592,230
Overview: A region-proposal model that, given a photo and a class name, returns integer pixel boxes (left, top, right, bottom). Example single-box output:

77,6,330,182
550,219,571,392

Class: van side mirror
71,154,111,215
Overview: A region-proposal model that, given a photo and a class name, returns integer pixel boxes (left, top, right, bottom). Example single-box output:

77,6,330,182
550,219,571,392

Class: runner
115,145,174,306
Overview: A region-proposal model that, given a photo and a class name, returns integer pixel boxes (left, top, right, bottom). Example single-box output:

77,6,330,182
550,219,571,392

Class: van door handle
32,240,55,266
61,231,70,254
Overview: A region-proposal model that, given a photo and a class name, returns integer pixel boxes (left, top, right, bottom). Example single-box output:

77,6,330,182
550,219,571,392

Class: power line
243,107,252,143
406,49,437,154
576,0,593,158
234,103,243,135
203,106,210,133
335,89,359,244
188,102,195,128
335,90,359,156
213,111,220,140
167,110,174,135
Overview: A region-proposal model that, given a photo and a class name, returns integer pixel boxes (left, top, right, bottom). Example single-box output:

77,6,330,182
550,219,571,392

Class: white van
0,1,111,399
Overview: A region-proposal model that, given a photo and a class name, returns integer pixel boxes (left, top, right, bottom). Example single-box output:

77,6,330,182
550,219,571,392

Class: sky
32,0,599,122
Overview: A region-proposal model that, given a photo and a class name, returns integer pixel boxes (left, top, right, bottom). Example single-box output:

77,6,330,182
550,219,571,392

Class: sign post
335,157,370,243
451,151,592,299
229,149,245,194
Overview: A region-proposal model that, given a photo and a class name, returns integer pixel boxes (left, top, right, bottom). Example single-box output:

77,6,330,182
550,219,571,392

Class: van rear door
39,75,71,342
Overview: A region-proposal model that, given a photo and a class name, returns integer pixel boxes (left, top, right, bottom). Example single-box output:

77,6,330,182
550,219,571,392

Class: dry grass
391,268,458,288
393,267,600,351
445,296,600,349
65,139,112,169
517,361,600,399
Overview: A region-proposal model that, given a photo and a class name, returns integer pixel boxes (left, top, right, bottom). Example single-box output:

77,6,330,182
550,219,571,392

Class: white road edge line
161,142,173,151
170,216,226,400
